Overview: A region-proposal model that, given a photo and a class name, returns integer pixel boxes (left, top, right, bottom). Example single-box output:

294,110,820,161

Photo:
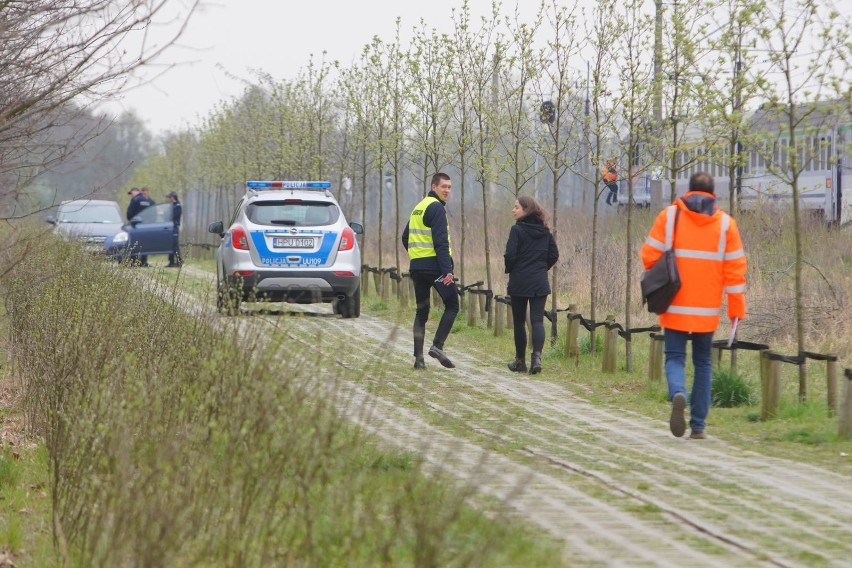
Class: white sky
105,0,535,136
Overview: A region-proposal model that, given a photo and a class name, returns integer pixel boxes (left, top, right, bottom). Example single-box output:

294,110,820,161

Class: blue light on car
246,181,332,189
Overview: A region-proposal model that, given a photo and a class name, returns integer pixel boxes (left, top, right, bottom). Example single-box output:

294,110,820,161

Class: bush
579,332,604,355
1,237,560,566
712,367,756,408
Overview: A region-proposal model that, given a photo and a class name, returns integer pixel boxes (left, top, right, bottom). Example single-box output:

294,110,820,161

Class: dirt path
179,267,852,567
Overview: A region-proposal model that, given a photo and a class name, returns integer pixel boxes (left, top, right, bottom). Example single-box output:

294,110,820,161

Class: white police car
208,181,363,317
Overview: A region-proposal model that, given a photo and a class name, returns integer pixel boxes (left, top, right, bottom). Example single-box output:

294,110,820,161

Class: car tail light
339,227,355,251
231,226,249,250
234,270,254,277
334,271,355,277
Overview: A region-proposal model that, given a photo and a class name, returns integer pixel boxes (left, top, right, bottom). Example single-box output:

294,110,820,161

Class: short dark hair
431,172,450,187
689,172,714,194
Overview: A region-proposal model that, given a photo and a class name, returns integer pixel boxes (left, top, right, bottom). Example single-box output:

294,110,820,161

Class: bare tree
753,0,849,400
0,0,199,217
532,0,583,321
614,0,655,372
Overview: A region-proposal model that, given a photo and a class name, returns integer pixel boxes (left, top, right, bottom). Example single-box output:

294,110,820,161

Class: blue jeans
664,329,714,432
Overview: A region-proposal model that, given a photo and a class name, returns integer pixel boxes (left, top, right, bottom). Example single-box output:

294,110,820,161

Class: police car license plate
273,236,314,249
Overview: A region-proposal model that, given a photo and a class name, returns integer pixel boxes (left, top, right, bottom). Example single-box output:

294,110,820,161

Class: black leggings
510,295,548,358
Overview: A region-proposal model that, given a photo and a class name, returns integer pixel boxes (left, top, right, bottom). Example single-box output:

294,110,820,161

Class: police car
208,181,363,317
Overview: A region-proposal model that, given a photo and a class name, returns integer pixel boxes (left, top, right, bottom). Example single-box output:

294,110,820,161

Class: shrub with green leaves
712,367,756,408
2,236,562,567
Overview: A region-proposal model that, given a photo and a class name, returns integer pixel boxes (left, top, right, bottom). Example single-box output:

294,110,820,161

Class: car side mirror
46,215,56,225
349,221,364,235
208,221,224,237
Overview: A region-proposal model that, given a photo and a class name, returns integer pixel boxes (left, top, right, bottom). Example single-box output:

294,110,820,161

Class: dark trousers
168,228,182,266
604,181,618,204
410,270,459,357
510,295,548,358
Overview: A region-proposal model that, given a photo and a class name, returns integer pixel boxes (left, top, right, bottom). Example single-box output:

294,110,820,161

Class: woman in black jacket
504,196,559,374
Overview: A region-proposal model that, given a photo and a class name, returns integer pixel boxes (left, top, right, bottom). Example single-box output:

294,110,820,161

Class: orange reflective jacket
640,192,747,332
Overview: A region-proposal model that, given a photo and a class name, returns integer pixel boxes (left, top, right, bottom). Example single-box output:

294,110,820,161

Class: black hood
517,215,550,239
681,192,717,216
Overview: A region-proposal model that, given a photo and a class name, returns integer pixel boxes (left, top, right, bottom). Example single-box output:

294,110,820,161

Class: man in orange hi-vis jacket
641,172,747,440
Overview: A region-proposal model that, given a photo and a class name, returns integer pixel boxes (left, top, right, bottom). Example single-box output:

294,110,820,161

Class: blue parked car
105,203,176,263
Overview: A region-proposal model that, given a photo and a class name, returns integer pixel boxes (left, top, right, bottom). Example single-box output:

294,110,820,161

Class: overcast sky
105,0,538,136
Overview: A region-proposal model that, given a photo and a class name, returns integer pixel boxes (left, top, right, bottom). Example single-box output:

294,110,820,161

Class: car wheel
339,286,360,319
216,270,241,316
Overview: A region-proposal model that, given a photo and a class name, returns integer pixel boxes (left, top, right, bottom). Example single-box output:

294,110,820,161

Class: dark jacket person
504,195,559,374
401,172,459,370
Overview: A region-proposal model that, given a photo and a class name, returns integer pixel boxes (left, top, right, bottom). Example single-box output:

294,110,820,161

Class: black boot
507,357,527,372
529,352,542,374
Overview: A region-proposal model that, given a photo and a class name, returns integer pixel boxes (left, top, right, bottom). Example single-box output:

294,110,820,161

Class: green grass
712,367,757,408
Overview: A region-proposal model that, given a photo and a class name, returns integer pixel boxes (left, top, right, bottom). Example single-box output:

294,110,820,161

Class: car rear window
246,201,340,227
58,203,122,223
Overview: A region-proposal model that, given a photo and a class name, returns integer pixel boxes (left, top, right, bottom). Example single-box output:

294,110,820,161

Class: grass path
178,266,852,567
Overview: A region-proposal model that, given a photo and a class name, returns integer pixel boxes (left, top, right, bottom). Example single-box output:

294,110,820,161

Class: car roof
59,199,121,207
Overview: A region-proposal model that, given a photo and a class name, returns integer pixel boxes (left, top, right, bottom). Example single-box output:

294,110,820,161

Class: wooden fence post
648,332,664,383
381,272,391,301
494,301,504,337
565,304,579,358
467,292,477,327
374,270,382,296
478,287,486,321
399,276,409,308
839,369,852,438
826,357,838,416
761,351,781,420
602,315,617,373
506,297,513,329
712,346,723,368
361,269,369,297
730,348,738,373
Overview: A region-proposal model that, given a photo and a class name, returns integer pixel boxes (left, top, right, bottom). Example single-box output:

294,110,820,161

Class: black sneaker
428,345,455,368
413,358,426,370
507,359,527,372
670,392,686,437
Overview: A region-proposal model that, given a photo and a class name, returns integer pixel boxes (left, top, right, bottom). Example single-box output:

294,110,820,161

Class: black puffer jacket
504,215,559,297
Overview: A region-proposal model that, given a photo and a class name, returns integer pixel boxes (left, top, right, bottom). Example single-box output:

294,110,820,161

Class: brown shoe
689,430,707,440
669,393,686,438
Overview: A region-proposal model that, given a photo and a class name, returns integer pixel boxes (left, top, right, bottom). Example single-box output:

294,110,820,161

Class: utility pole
650,0,665,210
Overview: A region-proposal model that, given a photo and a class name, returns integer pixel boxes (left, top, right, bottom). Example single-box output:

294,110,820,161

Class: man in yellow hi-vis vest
401,172,459,370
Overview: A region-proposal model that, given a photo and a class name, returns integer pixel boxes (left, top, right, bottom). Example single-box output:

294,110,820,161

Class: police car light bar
246,181,332,189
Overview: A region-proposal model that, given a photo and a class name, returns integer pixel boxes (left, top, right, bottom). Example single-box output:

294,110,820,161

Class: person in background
125,186,155,266
126,187,142,220
141,186,155,207
166,191,182,267
401,172,459,370
603,159,619,206
640,172,747,440
504,195,559,374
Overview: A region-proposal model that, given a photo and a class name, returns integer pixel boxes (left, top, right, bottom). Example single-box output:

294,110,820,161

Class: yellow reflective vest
407,196,451,260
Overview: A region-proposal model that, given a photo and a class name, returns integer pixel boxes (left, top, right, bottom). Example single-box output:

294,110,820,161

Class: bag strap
663,204,680,251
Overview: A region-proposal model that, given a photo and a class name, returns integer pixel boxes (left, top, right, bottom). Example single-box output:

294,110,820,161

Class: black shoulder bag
641,206,681,315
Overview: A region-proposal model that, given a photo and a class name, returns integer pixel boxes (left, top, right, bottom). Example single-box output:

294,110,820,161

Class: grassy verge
0,238,564,567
